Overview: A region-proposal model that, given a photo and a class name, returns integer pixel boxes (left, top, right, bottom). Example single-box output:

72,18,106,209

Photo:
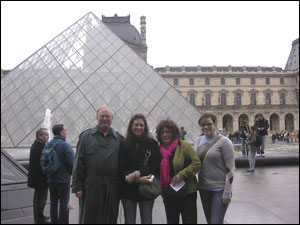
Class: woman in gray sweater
194,113,235,224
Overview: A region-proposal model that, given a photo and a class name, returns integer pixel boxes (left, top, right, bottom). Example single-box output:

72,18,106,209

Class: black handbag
138,149,161,199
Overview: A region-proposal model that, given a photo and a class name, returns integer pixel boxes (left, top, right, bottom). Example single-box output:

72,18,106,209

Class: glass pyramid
1,12,201,148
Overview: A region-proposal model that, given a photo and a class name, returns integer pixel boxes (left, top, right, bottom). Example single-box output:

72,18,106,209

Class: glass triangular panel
1,12,201,149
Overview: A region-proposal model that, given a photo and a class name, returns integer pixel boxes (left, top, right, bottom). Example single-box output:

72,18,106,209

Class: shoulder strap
50,140,64,150
199,136,222,162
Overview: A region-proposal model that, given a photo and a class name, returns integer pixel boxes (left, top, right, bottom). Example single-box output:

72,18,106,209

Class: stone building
155,39,299,133
102,14,147,62
155,42,299,133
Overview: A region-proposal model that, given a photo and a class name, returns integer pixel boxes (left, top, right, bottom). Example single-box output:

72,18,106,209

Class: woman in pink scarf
155,118,201,224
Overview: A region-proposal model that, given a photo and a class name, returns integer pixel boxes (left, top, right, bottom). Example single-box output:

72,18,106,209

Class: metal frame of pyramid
1,12,201,148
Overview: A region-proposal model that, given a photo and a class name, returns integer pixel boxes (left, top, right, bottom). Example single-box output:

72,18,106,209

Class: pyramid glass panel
1,12,201,149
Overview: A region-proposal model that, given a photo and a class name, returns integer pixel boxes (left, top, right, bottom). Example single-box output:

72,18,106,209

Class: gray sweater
194,136,235,199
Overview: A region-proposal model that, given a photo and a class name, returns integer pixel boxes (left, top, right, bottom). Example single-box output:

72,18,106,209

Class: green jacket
173,141,201,194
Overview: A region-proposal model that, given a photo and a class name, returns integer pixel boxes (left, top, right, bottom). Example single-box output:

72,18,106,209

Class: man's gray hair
36,128,48,138
96,106,114,116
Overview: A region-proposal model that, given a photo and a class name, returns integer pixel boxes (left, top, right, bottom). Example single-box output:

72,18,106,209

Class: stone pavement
2,139,299,224
2,166,298,224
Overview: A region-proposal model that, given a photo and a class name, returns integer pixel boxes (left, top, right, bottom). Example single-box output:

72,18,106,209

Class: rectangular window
221,94,226,106
174,78,178,85
280,78,284,85
250,93,256,105
236,93,242,105
221,78,225,85
236,78,240,85
205,94,211,106
205,78,210,85
266,93,271,105
189,78,194,85
251,78,255,85
189,93,195,106
280,93,285,105
266,78,270,85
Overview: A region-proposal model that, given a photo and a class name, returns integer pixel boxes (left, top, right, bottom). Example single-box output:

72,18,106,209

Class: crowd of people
271,130,299,144
28,107,235,224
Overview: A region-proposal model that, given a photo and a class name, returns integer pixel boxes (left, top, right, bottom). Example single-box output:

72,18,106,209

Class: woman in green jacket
156,118,201,224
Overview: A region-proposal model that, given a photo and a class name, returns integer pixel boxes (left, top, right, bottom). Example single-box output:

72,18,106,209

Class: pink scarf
160,138,179,192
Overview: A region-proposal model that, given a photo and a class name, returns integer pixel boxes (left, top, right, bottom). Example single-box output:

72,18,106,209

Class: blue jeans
248,146,257,171
257,135,266,154
241,138,249,156
199,189,229,224
48,183,70,224
121,199,154,224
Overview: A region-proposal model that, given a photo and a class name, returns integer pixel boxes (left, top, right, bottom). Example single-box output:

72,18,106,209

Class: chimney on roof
140,16,146,46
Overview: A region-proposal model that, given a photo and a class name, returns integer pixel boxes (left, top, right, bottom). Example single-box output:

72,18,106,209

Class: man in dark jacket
254,114,269,157
72,106,123,224
28,128,50,224
47,124,74,224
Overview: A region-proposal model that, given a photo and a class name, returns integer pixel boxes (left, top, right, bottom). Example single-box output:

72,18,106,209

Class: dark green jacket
172,141,201,194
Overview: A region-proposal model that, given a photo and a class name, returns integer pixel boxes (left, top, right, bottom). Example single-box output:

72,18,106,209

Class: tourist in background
246,126,258,172
240,120,250,156
254,114,269,157
180,126,187,140
28,128,50,224
46,124,74,224
271,132,277,144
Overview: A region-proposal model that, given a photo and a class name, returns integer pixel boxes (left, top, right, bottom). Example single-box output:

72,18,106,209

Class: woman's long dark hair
125,114,150,144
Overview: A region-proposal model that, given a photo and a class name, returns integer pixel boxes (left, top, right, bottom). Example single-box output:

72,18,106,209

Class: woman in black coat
118,114,161,224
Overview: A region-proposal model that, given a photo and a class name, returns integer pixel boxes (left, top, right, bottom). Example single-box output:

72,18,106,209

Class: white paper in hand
170,180,186,192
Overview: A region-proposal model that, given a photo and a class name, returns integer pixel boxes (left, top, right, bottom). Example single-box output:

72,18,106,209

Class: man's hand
76,191,83,198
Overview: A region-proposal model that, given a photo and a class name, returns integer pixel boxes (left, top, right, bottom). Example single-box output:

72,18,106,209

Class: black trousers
163,192,197,224
33,187,48,222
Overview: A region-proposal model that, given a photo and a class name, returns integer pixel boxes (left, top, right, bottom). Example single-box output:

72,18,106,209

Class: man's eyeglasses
200,123,213,127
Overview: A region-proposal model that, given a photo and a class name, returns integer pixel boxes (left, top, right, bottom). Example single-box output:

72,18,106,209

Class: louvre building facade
156,39,299,134
1,12,201,151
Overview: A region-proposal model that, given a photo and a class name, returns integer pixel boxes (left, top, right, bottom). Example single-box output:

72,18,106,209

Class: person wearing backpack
46,124,74,224
28,128,51,224
254,114,269,157
246,126,258,172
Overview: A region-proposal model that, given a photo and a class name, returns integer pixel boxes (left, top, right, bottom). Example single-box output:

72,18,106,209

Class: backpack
40,140,63,175
255,134,262,148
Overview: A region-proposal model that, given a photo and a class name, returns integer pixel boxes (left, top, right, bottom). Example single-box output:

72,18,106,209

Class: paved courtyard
2,138,299,224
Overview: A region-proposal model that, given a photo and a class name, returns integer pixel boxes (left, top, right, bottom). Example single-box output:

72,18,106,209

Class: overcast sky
1,1,299,70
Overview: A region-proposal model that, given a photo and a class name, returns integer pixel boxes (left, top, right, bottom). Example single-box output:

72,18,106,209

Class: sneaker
247,169,254,172
256,153,260,157
261,153,265,157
